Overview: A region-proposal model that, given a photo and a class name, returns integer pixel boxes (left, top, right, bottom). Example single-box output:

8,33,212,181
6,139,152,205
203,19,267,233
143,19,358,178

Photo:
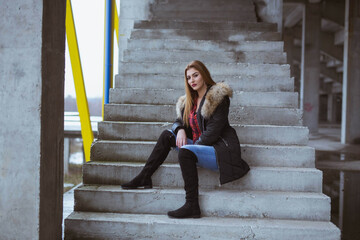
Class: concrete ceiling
283,0,345,84
283,4,303,27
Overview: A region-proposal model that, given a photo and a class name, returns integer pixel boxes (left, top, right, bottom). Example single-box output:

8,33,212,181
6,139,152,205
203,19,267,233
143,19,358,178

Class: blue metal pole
104,0,112,104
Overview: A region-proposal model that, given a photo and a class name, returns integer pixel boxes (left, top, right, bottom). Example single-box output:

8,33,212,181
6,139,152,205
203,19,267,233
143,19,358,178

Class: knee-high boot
167,148,201,218
121,130,176,189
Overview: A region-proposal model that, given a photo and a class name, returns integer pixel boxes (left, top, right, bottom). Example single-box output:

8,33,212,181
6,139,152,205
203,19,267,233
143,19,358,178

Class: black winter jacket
172,82,250,185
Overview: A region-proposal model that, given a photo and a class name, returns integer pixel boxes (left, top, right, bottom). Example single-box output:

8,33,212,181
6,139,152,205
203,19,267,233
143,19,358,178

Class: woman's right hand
176,129,187,148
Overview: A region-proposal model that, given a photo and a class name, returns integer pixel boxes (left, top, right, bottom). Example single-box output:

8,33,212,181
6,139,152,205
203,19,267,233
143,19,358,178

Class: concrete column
284,28,301,106
253,0,283,33
284,28,295,78
335,93,342,123
293,65,301,95
0,1,65,239
342,171,360,239
341,0,360,144
302,2,321,133
326,83,334,123
300,5,306,111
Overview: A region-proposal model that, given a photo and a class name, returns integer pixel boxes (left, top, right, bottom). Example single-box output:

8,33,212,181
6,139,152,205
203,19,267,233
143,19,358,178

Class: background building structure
0,0,359,239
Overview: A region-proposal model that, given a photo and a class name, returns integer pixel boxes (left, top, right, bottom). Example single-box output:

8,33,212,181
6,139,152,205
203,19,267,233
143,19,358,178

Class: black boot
167,148,201,218
121,130,176,189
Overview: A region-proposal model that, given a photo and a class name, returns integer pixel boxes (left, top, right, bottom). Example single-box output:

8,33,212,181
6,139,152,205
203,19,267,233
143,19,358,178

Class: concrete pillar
293,65,301,95
284,28,301,106
341,171,360,239
327,83,334,123
284,29,295,78
341,0,360,144
253,0,283,33
335,93,342,123
0,1,65,239
302,2,321,133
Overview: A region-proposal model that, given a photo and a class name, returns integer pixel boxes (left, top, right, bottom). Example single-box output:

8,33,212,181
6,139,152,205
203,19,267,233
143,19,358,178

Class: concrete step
149,0,254,12
127,39,284,52
151,11,257,22
149,0,254,6
118,62,290,77
97,122,308,145
123,49,287,64
133,20,277,32
103,104,303,126
130,29,282,41
90,140,315,168
115,73,294,92
109,88,297,107
65,212,340,240
83,162,323,192
74,186,330,221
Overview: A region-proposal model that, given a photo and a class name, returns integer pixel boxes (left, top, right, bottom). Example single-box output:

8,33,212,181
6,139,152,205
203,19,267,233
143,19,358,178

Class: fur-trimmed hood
176,82,233,119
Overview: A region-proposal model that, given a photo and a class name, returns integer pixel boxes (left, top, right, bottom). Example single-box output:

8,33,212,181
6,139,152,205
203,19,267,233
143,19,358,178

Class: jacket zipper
219,136,229,147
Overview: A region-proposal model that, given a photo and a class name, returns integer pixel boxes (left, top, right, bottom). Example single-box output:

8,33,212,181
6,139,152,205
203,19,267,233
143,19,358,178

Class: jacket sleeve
196,97,230,145
171,118,185,134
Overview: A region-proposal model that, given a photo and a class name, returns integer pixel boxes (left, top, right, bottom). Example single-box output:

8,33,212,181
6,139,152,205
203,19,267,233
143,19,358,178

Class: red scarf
189,99,201,142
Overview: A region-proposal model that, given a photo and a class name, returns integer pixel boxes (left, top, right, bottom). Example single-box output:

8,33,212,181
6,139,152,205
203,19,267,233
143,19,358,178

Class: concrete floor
309,124,360,156
310,124,360,171
62,124,360,238
311,125,360,240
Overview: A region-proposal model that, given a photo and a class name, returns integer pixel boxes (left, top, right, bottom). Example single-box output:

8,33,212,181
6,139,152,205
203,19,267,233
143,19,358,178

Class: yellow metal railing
65,0,119,162
113,0,119,46
66,0,93,162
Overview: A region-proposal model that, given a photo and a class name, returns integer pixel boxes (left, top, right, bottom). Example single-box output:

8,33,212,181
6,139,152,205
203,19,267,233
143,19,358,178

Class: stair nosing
99,121,308,129
66,211,339,229
76,184,329,199
86,161,321,173
93,140,313,148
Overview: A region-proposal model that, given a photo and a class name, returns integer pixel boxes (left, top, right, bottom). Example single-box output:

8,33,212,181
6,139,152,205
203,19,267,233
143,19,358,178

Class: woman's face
186,68,206,92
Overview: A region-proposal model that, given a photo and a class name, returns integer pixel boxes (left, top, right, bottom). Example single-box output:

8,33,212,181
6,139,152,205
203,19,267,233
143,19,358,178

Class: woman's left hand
176,129,187,148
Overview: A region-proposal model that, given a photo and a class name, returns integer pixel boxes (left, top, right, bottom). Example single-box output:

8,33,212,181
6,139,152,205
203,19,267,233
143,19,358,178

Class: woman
121,60,250,219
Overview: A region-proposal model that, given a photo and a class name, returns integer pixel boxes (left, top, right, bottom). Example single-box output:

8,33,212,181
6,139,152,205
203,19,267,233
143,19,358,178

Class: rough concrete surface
39,0,66,239
97,121,308,145
74,186,330,221
110,88,297,107
0,1,43,239
83,162,323,192
104,104,303,125
115,73,294,92
65,212,340,240
0,0,65,239
90,140,314,167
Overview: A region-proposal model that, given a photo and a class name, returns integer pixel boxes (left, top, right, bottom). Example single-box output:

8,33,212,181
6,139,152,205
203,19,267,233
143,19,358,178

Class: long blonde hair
183,60,216,126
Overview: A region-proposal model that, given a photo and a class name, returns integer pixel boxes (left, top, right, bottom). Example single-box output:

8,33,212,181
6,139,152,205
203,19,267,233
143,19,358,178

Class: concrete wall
341,0,360,143
0,1,43,238
39,0,66,239
253,0,283,32
117,0,266,71
118,0,154,65
0,0,65,239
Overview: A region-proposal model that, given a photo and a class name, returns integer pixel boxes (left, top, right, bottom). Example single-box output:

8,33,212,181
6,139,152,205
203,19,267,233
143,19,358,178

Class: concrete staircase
65,0,340,239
